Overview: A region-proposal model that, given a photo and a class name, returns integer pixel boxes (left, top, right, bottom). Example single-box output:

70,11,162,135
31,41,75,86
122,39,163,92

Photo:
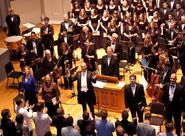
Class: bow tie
170,84,175,88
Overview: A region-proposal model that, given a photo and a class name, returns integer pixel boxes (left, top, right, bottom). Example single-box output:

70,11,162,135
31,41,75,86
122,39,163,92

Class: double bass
146,63,164,102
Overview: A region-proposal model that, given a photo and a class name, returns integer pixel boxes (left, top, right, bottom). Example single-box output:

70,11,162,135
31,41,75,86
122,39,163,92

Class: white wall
10,0,41,26
43,0,71,24
9,0,71,26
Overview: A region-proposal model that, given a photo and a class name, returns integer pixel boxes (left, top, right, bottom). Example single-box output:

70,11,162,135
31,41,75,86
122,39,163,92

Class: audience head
66,116,73,126
15,97,25,107
121,110,129,120
82,111,90,120
36,102,45,112
144,113,152,121
1,109,11,119
81,62,87,72
129,74,137,85
100,109,108,120
106,46,113,57
15,114,24,124
116,125,125,136
165,123,174,132
57,107,65,116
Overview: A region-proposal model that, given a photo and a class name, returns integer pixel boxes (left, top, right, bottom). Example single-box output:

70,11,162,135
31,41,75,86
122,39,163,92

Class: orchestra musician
58,42,73,90
42,49,57,76
160,73,183,136
106,33,122,60
40,17,54,54
26,32,43,67
59,13,74,36
80,26,93,47
82,39,97,72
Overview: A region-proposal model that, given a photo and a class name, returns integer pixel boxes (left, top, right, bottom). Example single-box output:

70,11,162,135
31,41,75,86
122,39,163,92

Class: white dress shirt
16,106,33,131
169,84,176,101
33,112,52,136
107,57,111,66
81,71,88,92
131,84,136,97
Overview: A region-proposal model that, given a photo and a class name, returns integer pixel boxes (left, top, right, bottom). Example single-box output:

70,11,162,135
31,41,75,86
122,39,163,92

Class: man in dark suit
101,46,119,77
136,113,156,136
72,62,96,118
159,2,171,22
26,32,43,66
59,13,73,36
125,74,147,122
106,33,122,60
115,110,135,136
173,3,185,21
161,73,183,136
40,17,54,54
6,8,20,36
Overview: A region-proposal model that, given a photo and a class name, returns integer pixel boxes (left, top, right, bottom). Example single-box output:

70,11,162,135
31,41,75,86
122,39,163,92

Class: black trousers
80,92,95,118
45,101,59,119
130,107,144,123
24,91,38,105
166,104,181,136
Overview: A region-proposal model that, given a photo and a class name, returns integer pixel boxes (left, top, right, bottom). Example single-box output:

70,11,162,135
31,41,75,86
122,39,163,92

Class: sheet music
92,81,106,88
51,97,57,105
117,82,125,88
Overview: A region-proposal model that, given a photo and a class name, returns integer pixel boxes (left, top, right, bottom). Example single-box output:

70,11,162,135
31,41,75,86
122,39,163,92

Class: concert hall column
0,0,10,27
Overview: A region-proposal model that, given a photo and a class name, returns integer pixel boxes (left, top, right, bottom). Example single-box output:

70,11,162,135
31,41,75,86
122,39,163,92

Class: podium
93,75,125,113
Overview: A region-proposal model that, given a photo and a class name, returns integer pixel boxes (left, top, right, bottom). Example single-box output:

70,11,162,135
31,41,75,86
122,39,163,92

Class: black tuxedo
106,41,122,60
125,83,147,122
72,71,96,118
162,83,183,135
173,8,185,21
101,55,119,77
177,21,185,32
6,14,20,36
60,21,73,33
159,8,171,22
26,39,43,58
40,24,54,52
